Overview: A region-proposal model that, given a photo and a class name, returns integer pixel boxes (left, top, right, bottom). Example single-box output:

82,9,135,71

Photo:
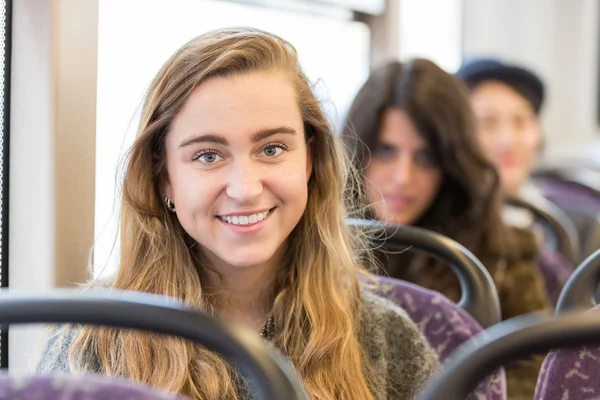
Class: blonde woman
37,28,438,400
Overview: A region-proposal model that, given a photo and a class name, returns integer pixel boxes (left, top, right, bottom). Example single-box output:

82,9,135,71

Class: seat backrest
568,211,600,260
374,276,507,400
506,196,581,265
416,310,600,400
536,166,600,196
535,249,573,306
0,290,306,400
536,177,600,214
535,177,600,260
534,305,600,400
556,248,600,314
0,373,185,400
347,219,501,328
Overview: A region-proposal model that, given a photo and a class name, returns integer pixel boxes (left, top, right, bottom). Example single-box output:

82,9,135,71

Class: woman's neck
202,253,282,333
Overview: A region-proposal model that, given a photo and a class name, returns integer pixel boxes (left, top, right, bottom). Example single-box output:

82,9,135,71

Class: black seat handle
417,310,600,400
556,248,600,314
347,219,501,328
507,196,580,265
0,289,307,400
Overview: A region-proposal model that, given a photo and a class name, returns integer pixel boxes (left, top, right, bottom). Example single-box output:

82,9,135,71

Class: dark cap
456,58,545,114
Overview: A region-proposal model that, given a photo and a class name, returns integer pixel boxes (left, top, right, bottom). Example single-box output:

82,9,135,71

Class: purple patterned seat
536,249,573,306
374,276,507,400
534,305,600,400
0,373,187,400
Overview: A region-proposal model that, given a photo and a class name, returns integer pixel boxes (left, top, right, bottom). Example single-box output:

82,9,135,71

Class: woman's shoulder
360,285,412,324
36,324,84,374
359,286,435,354
36,277,116,374
358,284,439,399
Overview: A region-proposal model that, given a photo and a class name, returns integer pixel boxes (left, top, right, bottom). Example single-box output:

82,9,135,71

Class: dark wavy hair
342,58,510,265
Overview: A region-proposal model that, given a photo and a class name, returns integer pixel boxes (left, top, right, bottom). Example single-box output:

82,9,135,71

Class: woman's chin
220,252,274,270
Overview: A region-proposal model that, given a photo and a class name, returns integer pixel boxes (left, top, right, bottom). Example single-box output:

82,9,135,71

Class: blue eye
195,151,223,164
259,143,287,157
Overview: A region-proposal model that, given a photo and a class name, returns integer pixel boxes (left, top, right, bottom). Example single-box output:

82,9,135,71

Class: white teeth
221,210,271,225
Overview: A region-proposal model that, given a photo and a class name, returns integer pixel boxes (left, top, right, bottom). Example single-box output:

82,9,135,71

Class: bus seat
535,249,573,306
556,248,600,314
0,289,307,400
416,311,600,400
0,373,186,400
347,219,501,328
506,196,580,266
534,306,600,400
374,276,507,400
534,176,600,261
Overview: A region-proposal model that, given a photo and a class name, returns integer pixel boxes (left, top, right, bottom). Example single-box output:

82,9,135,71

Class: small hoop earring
164,196,176,212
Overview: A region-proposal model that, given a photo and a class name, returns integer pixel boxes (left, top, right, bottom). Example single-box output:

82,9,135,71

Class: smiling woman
36,28,438,400
163,70,312,293
92,1,371,280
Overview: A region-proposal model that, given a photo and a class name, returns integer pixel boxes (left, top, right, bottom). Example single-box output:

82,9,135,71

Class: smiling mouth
217,207,275,226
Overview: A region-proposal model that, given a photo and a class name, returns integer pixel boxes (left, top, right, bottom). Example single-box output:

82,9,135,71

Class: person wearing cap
457,58,577,294
342,58,552,400
456,60,587,261
456,58,545,203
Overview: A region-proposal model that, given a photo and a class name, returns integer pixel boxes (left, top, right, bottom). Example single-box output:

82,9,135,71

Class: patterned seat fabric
536,248,573,306
534,305,600,400
374,276,507,400
0,373,186,400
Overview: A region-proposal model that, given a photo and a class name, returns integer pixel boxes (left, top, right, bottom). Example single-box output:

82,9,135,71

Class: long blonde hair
64,27,377,399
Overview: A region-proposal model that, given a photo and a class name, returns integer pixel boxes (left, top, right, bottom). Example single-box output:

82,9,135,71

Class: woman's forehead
168,70,304,144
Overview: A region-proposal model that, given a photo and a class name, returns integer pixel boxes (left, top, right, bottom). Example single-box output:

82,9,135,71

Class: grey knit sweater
37,288,439,399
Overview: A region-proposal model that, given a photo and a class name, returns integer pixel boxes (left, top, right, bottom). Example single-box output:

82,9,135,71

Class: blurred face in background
364,108,442,225
470,80,542,194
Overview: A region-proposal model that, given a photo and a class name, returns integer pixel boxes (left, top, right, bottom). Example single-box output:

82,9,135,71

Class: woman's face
364,108,443,225
470,81,542,194
163,69,313,273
